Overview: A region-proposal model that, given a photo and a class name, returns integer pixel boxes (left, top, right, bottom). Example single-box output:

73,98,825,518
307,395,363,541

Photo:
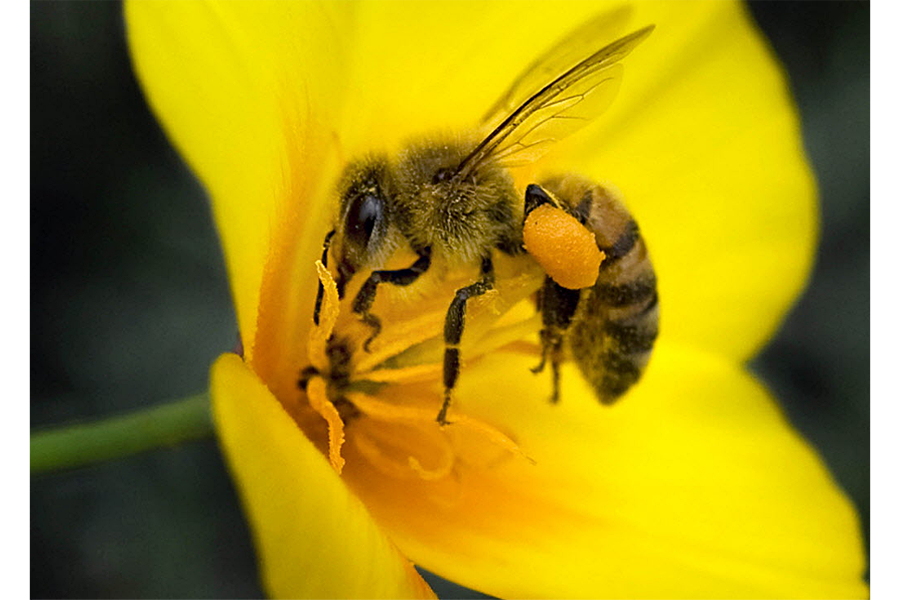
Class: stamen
305,376,346,473
352,431,417,479
352,311,446,373
308,260,340,371
408,438,455,481
346,391,532,464
300,250,545,480
363,363,443,384
468,313,542,358
352,416,456,481
451,414,535,465
352,429,465,508
499,339,543,356
346,391,445,422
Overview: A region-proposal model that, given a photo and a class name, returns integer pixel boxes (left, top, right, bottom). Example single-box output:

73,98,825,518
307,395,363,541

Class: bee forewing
480,5,632,129
489,63,623,167
458,25,654,178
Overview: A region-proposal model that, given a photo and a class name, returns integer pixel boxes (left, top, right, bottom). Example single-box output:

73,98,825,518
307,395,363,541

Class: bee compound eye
346,192,383,247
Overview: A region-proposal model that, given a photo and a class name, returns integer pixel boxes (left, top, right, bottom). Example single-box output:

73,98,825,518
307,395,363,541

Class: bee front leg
312,229,336,326
438,256,495,425
533,276,582,403
351,247,431,351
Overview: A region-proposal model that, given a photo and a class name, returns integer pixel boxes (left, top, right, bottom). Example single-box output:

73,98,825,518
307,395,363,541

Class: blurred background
30,2,869,597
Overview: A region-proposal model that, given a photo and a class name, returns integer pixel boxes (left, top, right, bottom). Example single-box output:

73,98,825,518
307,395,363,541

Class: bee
310,11,657,424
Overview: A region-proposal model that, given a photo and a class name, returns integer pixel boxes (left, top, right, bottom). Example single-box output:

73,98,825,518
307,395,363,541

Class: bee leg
533,328,565,404
523,183,564,222
351,247,432,351
437,256,495,425
533,276,581,403
297,365,320,392
312,229,336,325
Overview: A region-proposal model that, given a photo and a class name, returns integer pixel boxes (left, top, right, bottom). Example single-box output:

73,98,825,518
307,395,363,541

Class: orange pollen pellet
523,204,604,290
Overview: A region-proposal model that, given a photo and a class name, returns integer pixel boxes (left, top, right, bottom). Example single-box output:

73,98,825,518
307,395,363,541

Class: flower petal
330,1,625,157
557,0,817,361
125,1,351,359
210,353,434,599
346,345,866,599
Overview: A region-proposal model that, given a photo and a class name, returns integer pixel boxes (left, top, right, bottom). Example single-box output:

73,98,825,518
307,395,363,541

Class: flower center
299,255,544,478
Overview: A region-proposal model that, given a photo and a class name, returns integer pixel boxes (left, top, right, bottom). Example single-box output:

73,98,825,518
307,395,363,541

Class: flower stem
31,393,213,474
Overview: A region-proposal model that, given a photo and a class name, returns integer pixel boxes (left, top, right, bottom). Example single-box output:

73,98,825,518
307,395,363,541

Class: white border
870,0,897,597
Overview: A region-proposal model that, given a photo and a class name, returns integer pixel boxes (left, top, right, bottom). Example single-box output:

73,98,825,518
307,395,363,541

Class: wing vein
455,25,654,179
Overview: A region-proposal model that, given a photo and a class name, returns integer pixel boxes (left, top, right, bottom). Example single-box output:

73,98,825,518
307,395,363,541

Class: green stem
31,393,213,474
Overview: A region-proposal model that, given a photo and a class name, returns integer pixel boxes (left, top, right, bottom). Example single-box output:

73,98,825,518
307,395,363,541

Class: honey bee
309,12,658,424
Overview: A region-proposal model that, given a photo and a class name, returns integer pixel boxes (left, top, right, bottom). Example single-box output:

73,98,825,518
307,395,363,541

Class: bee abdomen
603,304,658,354
593,272,656,307
541,176,658,404
596,220,639,268
596,287,659,397
571,274,658,403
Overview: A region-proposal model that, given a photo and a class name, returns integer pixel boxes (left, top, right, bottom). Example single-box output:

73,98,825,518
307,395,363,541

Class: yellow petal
347,344,866,599
558,0,817,361
210,353,434,599
125,1,350,361
333,1,619,157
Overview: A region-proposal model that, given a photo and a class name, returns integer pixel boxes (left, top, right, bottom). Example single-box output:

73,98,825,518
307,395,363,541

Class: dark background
30,2,869,597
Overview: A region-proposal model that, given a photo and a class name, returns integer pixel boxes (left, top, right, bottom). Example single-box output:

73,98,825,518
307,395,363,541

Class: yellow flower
126,1,867,598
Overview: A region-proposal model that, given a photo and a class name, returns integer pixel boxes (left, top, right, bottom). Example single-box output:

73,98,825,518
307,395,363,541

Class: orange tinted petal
345,345,866,599
126,1,350,360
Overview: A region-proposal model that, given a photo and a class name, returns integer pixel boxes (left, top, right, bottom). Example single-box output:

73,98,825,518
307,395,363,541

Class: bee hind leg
350,248,431,351
524,183,564,220
533,276,581,403
437,255,495,425
532,328,565,403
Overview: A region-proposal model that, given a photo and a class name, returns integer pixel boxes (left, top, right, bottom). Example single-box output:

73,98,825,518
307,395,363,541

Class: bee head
334,157,394,289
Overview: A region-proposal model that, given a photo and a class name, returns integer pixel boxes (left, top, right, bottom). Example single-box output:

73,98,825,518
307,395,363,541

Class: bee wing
479,6,632,129
486,62,625,167
457,25,654,179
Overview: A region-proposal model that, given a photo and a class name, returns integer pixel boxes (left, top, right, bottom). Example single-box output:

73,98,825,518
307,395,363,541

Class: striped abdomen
539,175,659,403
